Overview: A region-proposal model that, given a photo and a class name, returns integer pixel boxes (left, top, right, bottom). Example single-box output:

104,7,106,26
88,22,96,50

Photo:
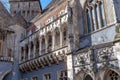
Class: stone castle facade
0,0,120,80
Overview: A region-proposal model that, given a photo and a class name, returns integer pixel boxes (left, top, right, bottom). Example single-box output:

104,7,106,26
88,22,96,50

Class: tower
9,0,42,22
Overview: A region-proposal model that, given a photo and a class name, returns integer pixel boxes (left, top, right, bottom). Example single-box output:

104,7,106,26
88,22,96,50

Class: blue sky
0,0,52,11
40,0,52,9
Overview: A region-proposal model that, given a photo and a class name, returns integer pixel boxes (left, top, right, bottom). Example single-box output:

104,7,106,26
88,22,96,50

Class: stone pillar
39,38,41,55
45,36,48,53
60,29,63,47
33,41,36,58
28,44,31,60
52,32,55,50
23,47,26,61
67,54,75,80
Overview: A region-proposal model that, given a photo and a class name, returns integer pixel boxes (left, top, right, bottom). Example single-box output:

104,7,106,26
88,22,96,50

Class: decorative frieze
74,50,93,74
74,45,118,74
96,46,116,63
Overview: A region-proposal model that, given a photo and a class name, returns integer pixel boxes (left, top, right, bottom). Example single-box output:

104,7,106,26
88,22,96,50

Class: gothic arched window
99,2,106,27
85,0,106,33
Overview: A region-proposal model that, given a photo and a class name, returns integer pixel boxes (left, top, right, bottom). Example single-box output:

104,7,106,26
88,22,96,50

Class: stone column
28,44,31,60
60,28,63,47
52,32,55,50
23,47,26,61
45,36,48,53
33,41,36,58
39,38,41,55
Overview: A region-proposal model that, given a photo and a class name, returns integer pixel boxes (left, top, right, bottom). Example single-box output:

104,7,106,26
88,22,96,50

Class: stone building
70,0,120,80
0,0,120,80
18,0,68,80
9,0,42,22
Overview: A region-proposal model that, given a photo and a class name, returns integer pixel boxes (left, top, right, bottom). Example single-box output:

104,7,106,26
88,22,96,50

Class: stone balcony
19,46,68,73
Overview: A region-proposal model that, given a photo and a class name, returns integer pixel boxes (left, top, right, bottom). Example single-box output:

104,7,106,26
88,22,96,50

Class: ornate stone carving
96,47,116,63
74,50,92,73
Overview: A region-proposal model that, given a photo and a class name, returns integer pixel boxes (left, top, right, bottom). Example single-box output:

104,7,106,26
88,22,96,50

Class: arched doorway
105,70,120,80
84,75,93,80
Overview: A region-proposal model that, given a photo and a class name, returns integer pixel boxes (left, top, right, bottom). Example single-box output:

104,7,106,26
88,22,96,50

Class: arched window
85,0,106,33
99,2,106,27
86,9,91,33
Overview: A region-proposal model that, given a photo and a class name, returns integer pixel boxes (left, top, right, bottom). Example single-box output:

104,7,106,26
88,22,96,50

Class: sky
0,0,52,11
